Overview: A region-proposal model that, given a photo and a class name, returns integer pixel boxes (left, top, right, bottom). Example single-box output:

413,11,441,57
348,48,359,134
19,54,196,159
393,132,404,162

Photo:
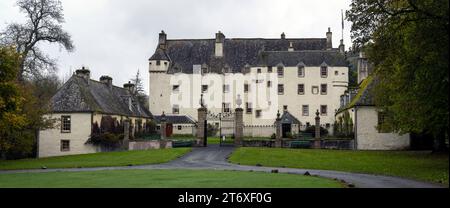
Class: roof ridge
166,38,326,41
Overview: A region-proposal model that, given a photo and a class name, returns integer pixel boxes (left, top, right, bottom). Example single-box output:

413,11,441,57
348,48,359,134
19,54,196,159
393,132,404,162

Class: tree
130,69,148,108
0,47,28,159
0,0,74,81
347,0,449,151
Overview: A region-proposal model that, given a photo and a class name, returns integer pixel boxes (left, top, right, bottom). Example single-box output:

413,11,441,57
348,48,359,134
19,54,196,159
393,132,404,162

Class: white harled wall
39,113,96,158
149,61,348,137
356,106,410,150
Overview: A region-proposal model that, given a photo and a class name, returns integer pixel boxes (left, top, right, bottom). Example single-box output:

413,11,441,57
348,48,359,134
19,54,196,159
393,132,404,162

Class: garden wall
241,139,355,150
128,140,172,150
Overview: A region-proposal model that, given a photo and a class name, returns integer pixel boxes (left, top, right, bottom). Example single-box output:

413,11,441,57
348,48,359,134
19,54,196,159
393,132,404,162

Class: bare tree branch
0,0,74,81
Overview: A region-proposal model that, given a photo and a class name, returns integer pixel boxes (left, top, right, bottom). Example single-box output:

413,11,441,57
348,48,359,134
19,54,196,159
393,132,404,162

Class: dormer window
277,66,284,77
202,67,208,74
321,66,328,78
298,66,305,77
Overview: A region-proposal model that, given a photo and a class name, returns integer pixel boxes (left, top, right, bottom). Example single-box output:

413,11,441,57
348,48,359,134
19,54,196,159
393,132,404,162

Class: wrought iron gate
206,110,235,146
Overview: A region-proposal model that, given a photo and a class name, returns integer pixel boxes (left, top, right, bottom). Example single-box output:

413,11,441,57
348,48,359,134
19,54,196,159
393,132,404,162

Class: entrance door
166,123,173,137
282,124,291,138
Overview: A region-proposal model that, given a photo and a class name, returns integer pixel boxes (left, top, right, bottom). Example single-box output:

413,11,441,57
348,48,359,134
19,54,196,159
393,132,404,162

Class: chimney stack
326,27,333,50
100,75,113,89
158,30,167,50
75,66,90,80
339,39,345,54
281,32,286,40
123,81,136,94
215,31,225,57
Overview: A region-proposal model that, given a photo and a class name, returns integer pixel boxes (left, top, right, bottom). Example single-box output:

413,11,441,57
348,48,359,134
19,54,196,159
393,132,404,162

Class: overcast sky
0,0,353,93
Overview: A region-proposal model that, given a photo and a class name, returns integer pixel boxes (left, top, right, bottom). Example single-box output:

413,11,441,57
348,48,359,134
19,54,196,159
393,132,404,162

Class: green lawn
0,148,191,170
229,148,449,185
0,169,343,188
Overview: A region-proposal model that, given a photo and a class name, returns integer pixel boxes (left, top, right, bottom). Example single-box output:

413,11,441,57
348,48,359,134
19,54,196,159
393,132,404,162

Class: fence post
160,112,167,140
196,107,207,146
275,111,282,148
234,108,243,146
314,110,321,149
123,119,130,150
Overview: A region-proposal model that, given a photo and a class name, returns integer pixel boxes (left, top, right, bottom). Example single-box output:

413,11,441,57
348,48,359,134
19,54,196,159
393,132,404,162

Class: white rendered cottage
38,68,153,158
335,52,410,150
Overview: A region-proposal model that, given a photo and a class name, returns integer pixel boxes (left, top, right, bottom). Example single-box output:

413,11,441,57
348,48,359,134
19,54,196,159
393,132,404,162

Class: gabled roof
153,115,196,124
278,111,301,124
50,75,152,118
149,38,346,74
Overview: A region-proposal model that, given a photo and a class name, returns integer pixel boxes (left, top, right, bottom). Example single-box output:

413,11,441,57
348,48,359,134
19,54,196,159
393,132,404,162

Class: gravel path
0,145,445,188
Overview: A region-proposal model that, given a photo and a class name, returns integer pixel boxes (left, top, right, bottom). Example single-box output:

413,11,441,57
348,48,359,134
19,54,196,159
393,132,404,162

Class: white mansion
149,29,349,137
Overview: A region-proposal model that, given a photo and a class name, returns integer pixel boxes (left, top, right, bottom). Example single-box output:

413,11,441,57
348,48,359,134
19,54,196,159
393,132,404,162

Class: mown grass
0,148,191,170
229,148,449,185
0,169,344,188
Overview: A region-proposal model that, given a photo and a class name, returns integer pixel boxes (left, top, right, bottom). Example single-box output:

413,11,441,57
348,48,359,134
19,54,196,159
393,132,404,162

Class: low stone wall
240,139,354,150
321,139,355,150
242,140,274,147
128,140,172,150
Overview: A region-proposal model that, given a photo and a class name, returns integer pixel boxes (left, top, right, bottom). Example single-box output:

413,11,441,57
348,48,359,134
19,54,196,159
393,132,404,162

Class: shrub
270,133,276,140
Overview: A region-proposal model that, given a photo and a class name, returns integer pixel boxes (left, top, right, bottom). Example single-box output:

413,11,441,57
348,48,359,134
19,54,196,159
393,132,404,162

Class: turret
149,31,171,72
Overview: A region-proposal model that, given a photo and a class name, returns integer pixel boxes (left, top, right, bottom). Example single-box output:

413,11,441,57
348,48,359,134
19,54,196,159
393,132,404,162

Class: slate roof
150,38,346,74
354,76,378,106
258,51,348,67
153,115,196,124
278,111,301,124
336,76,377,114
50,75,153,118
